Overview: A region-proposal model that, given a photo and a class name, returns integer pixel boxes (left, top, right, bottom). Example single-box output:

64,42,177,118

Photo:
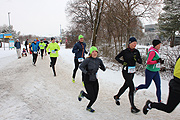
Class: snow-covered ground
0,44,179,120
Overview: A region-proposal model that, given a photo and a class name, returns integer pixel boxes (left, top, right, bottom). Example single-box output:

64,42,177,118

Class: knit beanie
90,46,98,54
129,37,137,44
152,39,161,47
78,35,84,40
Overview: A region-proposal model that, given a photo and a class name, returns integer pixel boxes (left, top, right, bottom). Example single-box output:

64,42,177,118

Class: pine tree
158,0,180,47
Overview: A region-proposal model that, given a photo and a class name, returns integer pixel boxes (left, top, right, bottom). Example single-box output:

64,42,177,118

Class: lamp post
8,12,11,33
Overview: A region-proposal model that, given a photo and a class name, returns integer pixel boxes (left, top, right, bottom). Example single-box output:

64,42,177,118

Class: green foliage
158,0,180,43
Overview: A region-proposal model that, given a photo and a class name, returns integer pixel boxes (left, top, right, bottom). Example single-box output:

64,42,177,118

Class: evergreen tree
158,0,180,47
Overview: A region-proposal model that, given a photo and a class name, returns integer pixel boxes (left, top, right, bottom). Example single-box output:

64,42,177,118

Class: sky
0,0,69,37
0,0,158,37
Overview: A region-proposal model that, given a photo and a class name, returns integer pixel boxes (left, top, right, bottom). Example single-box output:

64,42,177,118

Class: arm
57,44,60,51
136,50,142,64
147,51,157,64
79,59,89,74
99,59,106,71
46,44,50,52
72,43,79,53
115,51,124,64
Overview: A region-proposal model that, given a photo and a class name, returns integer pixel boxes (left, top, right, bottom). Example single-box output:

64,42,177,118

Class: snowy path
0,45,179,120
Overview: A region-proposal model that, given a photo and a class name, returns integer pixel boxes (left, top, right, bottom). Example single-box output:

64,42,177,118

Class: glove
156,58,164,64
79,48,83,51
54,49,58,51
123,61,127,66
48,52,50,54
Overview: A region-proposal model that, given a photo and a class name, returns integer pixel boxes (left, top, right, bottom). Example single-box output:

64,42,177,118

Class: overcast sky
0,0,69,37
0,0,158,37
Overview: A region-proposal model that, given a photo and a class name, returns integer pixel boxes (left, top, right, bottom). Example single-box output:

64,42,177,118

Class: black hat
51,37,55,40
152,39,161,47
129,37,137,44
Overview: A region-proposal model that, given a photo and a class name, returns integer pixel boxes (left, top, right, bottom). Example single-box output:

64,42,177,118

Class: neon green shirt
39,42,46,49
174,57,180,79
46,42,60,57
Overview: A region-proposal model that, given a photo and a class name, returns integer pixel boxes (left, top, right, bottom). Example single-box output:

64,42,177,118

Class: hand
160,59,164,64
79,48,83,51
54,49,58,51
86,71,92,75
123,61,127,66
48,52,50,54
156,58,164,64
85,51,88,54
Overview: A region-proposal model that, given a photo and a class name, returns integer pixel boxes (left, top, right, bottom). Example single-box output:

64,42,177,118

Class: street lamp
8,12,11,33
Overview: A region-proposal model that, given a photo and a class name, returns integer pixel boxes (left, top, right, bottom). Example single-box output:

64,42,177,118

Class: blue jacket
72,41,88,59
14,41,21,49
31,43,39,52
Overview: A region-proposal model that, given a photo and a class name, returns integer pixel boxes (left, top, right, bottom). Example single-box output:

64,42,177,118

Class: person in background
22,48,27,57
29,42,32,54
44,38,49,55
114,37,142,113
25,39,28,52
135,39,164,103
143,55,180,115
31,40,40,66
72,35,88,85
14,39,21,59
46,37,60,76
39,39,46,59
78,46,106,113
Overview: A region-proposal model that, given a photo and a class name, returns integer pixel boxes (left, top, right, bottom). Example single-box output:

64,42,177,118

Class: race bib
34,52,37,54
128,66,136,73
78,58,84,63
52,50,56,54
156,63,160,68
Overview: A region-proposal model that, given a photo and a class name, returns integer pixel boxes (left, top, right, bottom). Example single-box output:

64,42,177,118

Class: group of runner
14,35,180,115
72,35,180,114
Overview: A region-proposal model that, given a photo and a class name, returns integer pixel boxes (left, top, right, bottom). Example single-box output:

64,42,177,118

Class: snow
0,44,179,120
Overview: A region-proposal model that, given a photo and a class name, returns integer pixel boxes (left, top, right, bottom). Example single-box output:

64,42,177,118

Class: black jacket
25,40,28,46
79,57,106,81
72,41,88,59
115,48,142,71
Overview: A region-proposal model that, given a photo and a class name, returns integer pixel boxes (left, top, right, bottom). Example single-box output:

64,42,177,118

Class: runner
78,46,106,113
25,39,28,52
39,39,46,59
143,55,180,114
14,39,21,59
46,37,60,76
135,39,164,103
30,40,40,66
72,35,88,84
113,37,142,113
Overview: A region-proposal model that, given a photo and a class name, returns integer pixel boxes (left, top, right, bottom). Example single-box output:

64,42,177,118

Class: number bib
128,66,136,73
156,63,160,68
52,50,56,54
78,58,84,63
34,52,37,54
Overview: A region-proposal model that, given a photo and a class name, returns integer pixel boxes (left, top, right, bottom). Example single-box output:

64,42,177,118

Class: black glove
86,71,93,75
54,49,58,51
48,52,50,54
156,58,164,64
79,48,83,51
